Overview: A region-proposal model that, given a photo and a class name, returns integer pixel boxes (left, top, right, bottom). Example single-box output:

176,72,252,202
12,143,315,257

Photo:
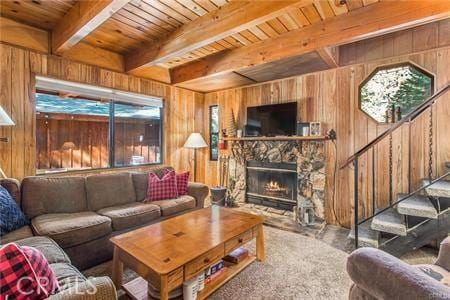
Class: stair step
423,179,450,198
348,223,380,248
371,208,407,236
396,194,438,219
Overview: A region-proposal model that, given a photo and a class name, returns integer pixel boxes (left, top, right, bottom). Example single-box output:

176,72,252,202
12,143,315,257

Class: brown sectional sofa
0,166,209,299
347,237,450,299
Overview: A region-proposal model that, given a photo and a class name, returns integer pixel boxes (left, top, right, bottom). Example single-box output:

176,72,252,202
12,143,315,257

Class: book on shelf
205,267,228,285
223,247,248,264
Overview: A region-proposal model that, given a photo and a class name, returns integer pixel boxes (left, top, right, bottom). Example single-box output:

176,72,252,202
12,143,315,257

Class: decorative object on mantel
297,122,310,136
183,133,207,182
0,105,15,178
310,122,322,136
226,109,237,137
218,129,227,150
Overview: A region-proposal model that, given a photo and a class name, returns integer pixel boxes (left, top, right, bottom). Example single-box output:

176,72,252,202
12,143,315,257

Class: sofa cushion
146,171,178,201
151,195,196,216
32,212,112,248
131,166,175,201
15,236,71,264
0,243,59,298
0,226,34,245
86,173,136,211
22,177,87,219
0,186,30,235
50,263,86,292
97,202,161,231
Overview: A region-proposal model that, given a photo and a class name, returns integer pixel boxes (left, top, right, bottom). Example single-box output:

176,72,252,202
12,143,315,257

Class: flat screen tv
246,102,297,137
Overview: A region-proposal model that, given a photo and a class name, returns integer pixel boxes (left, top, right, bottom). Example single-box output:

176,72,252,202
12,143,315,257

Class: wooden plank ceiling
2,0,447,92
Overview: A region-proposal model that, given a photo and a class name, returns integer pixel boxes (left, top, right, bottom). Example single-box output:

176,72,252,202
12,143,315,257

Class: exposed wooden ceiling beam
171,1,450,84
125,0,312,72
52,0,130,54
316,47,339,68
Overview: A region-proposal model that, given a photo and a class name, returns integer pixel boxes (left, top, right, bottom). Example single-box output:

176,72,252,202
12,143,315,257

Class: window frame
209,105,219,161
358,61,435,123
35,89,164,175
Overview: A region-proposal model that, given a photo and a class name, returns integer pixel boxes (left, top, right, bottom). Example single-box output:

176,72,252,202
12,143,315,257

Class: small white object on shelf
197,271,205,291
183,277,199,300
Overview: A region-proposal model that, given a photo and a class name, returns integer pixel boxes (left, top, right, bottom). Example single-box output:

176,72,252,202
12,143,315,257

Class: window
359,63,433,123
113,102,162,167
209,105,219,161
35,77,163,174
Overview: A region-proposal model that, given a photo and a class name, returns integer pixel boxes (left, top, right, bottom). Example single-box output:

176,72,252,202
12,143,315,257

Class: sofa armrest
347,248,449,299
187,182,209,208
0,178,21,205
48,277,117,300
436,236,450,271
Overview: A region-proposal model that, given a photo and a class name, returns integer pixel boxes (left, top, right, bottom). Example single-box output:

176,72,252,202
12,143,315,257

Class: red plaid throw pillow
161,170,190,196
145,170,178,201
0,243,59,299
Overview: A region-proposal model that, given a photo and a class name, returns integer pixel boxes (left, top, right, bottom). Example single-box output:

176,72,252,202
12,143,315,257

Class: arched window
359,63,434,123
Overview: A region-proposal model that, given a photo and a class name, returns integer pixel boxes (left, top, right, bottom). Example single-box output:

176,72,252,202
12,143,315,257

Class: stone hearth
227,140,326,224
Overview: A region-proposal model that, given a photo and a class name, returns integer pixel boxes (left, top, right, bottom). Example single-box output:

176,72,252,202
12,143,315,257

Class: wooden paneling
175,72,255,93
0,16,48,53
340,19,450,65
52,0,130,53
0,0,76,30
0,44,205,182
171,2,450,84
124,0,311,71
236,51,329,83
202,46,450,227
0,17,125,73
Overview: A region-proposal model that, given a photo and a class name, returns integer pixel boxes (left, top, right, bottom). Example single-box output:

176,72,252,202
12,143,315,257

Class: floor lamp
184,133,207,182
0,105,15,178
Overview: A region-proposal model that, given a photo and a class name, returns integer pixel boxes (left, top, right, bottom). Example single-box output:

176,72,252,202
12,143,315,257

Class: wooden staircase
345,84,450,256
349,161,450,255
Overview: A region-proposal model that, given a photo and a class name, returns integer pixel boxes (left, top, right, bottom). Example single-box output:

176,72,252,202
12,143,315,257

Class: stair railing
342,83,450,248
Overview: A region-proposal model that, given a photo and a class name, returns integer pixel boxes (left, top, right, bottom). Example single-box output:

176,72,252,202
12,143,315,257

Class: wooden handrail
341,83,450,169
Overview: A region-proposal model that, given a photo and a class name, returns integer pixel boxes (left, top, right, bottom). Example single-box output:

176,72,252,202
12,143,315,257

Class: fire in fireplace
246,160,297,210
264,180,288,197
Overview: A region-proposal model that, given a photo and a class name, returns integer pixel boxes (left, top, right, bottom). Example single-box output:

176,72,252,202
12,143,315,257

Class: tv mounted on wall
245,102,297,137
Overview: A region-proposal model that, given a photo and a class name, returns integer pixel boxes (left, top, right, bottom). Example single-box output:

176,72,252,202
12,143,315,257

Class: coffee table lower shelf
123,255,257,300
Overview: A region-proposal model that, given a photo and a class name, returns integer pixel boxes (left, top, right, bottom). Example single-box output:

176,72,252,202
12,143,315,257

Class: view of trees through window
210,105,219,161
359,64,433,123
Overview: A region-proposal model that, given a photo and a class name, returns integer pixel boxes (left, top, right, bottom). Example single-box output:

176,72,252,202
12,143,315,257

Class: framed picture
296,122,310,136
310,122,321,136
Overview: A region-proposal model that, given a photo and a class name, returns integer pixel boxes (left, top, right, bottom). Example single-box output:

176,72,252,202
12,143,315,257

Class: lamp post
0,105,15,178
183,133,207,182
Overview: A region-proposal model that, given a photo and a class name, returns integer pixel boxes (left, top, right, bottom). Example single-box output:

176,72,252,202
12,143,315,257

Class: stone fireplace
227,140,327,224
246,160,297,211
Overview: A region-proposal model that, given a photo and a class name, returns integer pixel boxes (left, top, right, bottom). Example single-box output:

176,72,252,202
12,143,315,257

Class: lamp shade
0,106,14,126
184,133,207,149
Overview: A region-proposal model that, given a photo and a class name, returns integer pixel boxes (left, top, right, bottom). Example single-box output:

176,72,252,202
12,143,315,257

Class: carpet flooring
85,226,352,299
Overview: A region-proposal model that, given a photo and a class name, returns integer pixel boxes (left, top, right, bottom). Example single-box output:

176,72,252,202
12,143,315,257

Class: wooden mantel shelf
223,136,330,142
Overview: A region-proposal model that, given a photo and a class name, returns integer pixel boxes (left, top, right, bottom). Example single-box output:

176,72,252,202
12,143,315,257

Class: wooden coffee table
110,206,265,300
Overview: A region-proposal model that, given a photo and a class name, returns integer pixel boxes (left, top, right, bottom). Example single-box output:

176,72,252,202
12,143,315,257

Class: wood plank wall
0,43,205,181
203,45,450,227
